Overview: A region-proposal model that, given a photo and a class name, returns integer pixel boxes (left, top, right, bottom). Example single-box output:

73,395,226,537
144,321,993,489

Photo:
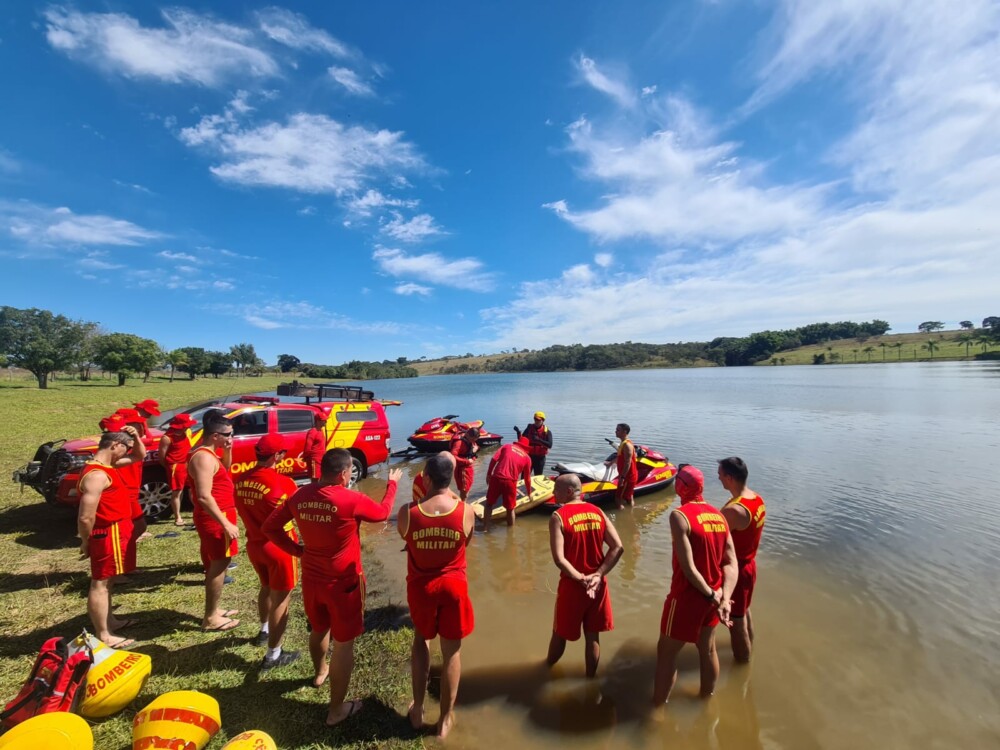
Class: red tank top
187,446,235,521
162,429,192,464
404,500,468,582
669,501,729,597
554,502,606,577
411,471,428,502
616,439,638,481
725,494,765,564
78,461,130,528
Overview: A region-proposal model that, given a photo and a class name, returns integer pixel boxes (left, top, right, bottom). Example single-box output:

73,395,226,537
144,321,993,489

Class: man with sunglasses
188,411,241,632
77,427,145,649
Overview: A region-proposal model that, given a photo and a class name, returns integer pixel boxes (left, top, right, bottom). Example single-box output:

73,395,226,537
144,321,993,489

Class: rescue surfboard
470,475,555,520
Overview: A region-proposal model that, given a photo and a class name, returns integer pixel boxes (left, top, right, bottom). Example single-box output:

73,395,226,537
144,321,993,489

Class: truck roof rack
277,382,375,403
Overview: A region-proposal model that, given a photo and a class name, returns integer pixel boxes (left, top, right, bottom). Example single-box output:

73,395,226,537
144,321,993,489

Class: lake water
348,363,1000,749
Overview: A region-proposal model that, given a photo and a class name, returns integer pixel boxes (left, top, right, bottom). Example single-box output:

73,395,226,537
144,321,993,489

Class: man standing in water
398,453,476,739
188,411,241,632
263,449,402,728
546,474,623,677
609,423,638,509
449,426,479,501
483,437,533,531
514,411,552,475
652,465,737,705
718,457,766,662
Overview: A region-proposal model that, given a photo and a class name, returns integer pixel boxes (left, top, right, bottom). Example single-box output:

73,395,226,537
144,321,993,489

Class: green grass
0,376,420,750
753,329,997,366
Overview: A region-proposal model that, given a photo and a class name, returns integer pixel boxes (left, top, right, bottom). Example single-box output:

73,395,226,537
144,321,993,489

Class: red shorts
660,588,720,643
486,477,518,511
455,465,474,495
553,576,613,641
307,459,322,481
168,462,188,492
195,508,239,570
247,540,299,591
89,520,136,581
616,475,636,502
407,575,474,640
730,559,757,618
303,573,366,642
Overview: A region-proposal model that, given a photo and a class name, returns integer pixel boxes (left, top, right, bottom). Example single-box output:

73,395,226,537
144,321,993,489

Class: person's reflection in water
715,664,764,750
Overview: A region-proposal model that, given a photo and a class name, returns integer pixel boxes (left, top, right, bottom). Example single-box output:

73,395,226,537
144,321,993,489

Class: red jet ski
406,415,503,453
549,439,676,506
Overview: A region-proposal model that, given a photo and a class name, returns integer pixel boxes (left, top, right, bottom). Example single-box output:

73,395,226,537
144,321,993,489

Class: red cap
313,408,328,422
134,399,161,416
675,465,704,504
169,413,197,430
99,414,127,432
115,408,144,424
517,435,531,447
255,434,287,456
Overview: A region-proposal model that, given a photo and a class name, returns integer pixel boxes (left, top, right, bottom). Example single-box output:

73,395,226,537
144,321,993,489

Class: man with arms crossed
483,437,533,532
546,474,623,678
235,434,300,669
398,454,476,739
263,449,402,727
188,411,241,632
653,465,737,705
77,427,145,648
718,457,766,662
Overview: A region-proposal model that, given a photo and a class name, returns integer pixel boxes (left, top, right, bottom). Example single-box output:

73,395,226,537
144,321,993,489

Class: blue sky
1,2,998,364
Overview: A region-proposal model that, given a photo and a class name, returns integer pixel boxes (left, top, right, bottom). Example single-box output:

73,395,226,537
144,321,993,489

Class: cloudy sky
1,2,997,363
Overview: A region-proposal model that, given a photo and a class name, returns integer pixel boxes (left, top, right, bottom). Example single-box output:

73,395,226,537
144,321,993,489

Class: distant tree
960,320,974,330
879,341,888,361
246,357,266,377
91,333,163,386
277,354,301,373
954,333,974,357
165,348,188,382
922,340,939,358
977,336,992,353
863,346,875,362
918,321,945,333
851,348,859,363
770,357,778,365
207,351,231,378
812,353,826,365
0,306,96,389
892,342,904,360
395,356,408,365
982,316,1000,329
177,347,211,379
229,342,257,376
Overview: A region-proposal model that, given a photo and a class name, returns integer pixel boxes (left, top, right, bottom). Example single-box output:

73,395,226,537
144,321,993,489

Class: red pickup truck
13,384,399,518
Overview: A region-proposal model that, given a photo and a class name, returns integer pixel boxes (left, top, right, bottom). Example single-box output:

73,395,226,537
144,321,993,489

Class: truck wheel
139,480,172,519
349,456,365,487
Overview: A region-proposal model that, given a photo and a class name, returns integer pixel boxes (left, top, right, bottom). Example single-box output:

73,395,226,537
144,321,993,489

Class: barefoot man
77,428,145,648
188,411,241,632
483,437,533,532
158,413,195,526
264,449,402,727
398,453,476,738
652,465,737,705
449,426,479,501
546,474,623,678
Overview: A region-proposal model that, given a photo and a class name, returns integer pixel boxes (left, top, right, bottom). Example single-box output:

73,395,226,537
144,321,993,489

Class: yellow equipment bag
222,729,278,749
71,633,151,719
0,711,93,750
132,690,221,750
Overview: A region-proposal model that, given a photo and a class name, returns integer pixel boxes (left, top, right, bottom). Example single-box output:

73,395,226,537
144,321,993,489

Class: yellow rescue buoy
72,633,151,719
0,712,93,750
132,690,221,750
221,729,278,749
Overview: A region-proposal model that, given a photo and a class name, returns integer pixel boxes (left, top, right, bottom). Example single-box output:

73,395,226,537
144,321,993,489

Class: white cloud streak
574,54,636,108
2,201,162,247
328,66,374,96
372,246,495,292
394,282,432,296
380,212,446,242
255,7,350,57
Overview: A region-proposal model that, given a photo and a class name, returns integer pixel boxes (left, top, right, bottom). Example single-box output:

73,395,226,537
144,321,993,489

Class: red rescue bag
1,637,92,728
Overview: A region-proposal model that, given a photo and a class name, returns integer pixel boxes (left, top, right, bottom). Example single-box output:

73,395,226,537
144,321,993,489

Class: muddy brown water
343,364,1000,749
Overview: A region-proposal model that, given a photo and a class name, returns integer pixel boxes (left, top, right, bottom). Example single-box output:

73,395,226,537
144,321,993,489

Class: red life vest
523,424,550,456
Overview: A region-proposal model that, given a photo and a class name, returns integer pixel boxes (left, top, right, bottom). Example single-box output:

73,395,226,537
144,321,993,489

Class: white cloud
0,149,22,174
297,206,317,216
44,7,279,87
380,212,446,242
158,250,199,263
372,246,495,292
78,254,123,270
180,112,427,195
594,252,614,268
394,282,432,296
113,179,152,194
641,85,658,97
574,54,636,108
346,189,419,218
219,299,406,334
255,7,350,57
328,66,374,96
2,201,162,247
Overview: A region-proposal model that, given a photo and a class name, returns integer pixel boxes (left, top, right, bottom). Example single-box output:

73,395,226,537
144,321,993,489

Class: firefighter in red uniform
653,465,738,706
546,473,623,677
449,426,479,501
133,399,161,425
398,453,475,739
484,437,533,532
158,413,196,526
412,452,457,503
718,456,766,662
302,409,328,482
113,408,154,545
188,411,241,633
514,411,552,475
263,450,402,728
608,423,638,509
77,428,144,649
235,434,300,670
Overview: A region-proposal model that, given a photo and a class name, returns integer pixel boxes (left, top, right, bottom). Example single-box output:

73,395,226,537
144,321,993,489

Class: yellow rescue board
470,476,555,519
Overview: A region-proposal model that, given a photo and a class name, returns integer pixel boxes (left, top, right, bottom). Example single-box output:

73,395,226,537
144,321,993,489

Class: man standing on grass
188,411,241,633
77,427,145,649
546,474,623,678
263,449,401,727
398,453,476,739
235,434,300,670
483,437,533,532
158,413,196,527
718,457,766,662
114,408,153,544
652,465,738,706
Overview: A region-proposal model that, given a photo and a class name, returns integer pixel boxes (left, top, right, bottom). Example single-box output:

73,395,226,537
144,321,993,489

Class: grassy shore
752,329,994,365
0,376,420,750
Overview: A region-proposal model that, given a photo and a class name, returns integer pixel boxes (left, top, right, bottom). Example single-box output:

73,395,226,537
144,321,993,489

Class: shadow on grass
364,602,410,634
0,502,78,551
0,570,78,595
56,564,202,597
